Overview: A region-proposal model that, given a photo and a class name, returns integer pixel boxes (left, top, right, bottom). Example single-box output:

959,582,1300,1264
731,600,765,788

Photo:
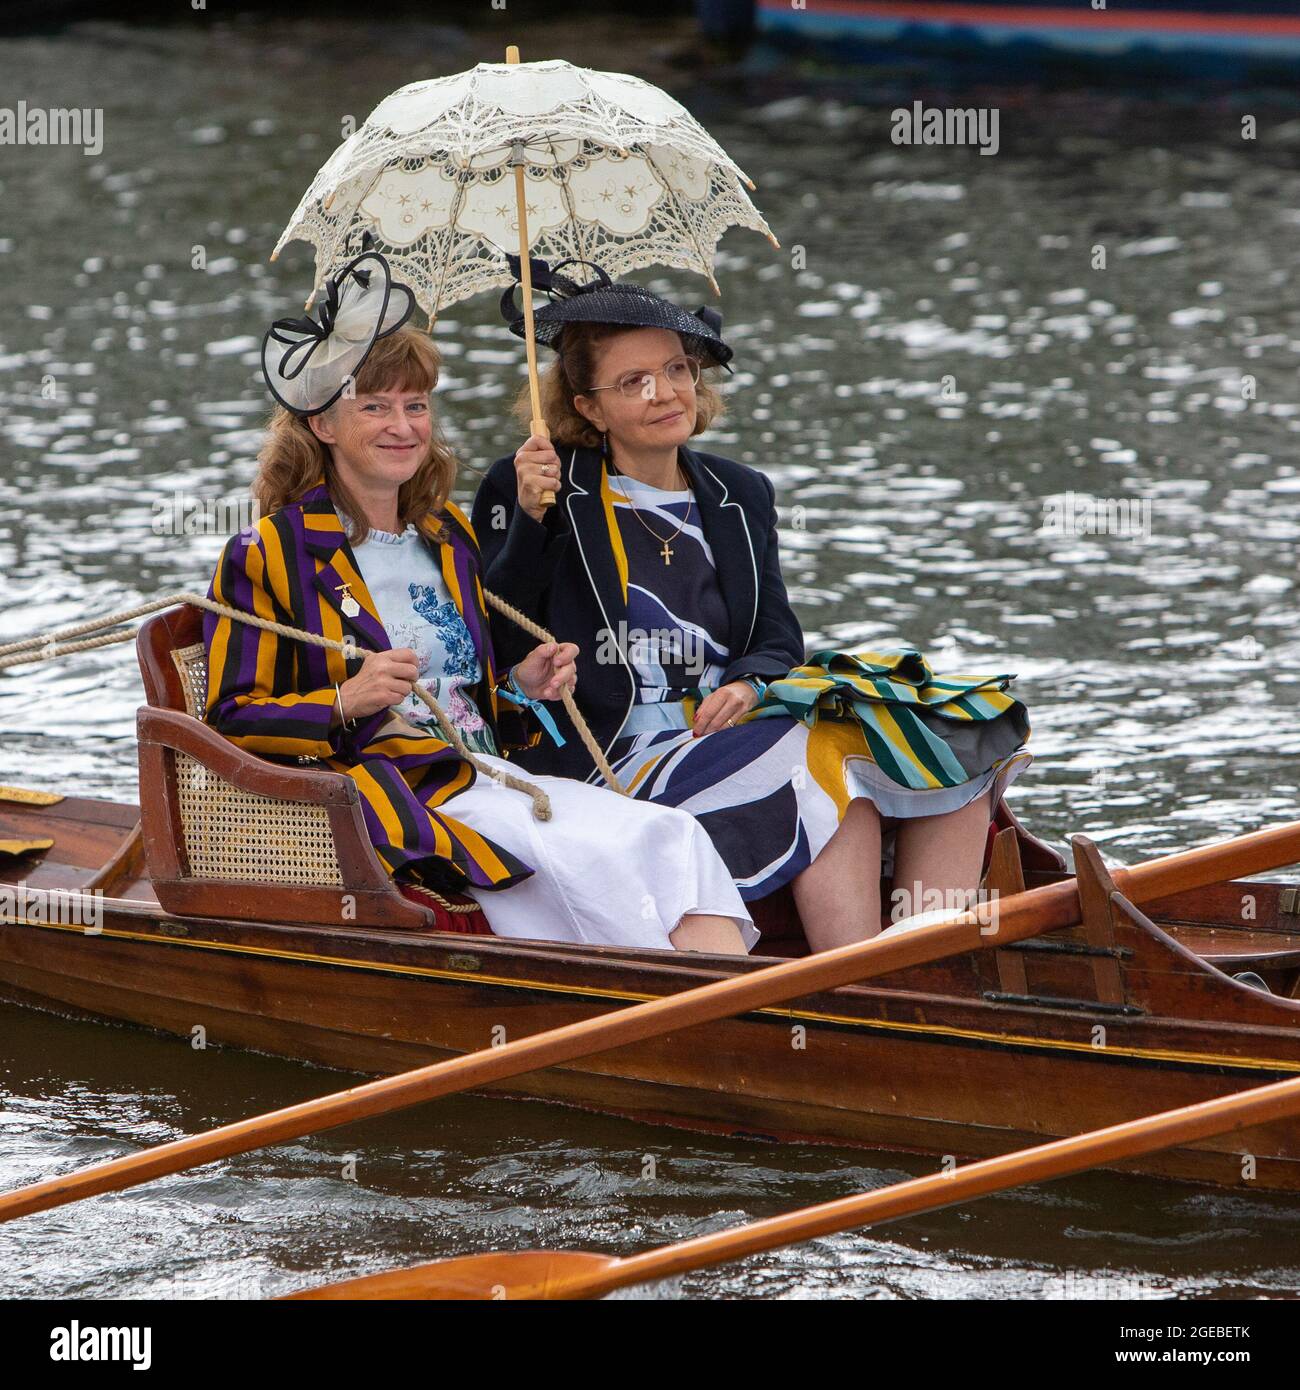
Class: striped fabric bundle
745,647,1030,792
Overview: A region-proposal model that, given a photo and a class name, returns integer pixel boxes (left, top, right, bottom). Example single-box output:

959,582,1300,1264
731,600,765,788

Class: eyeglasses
586,355,701,400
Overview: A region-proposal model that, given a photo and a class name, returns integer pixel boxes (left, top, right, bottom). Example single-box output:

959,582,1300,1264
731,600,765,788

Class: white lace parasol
272,58,778,318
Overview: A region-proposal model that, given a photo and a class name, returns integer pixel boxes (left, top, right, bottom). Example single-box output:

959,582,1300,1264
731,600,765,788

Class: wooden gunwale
5,889,1300,1078
6,794,1300,1189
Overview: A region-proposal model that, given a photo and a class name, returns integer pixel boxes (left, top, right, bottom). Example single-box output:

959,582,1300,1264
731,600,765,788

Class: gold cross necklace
607,460,693,566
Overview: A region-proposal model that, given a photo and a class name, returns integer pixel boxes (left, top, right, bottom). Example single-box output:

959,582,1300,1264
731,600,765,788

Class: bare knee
670,914,750,955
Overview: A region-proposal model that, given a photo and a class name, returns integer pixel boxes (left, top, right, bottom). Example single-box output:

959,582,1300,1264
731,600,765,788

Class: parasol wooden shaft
506,44,556,507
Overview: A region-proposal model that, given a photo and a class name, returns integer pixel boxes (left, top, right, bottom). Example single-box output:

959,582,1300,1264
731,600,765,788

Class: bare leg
670,913,750,955
792,797,883,953
889,792,993,925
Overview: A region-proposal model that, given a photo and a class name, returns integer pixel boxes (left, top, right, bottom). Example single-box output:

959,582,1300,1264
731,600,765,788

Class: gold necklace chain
607,460,693,566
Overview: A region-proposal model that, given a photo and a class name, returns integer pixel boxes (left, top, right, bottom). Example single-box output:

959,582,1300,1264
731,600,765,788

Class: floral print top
350,521,497,755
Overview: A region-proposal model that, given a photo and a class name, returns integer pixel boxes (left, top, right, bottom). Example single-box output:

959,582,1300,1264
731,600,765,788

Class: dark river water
2,11,1300,1299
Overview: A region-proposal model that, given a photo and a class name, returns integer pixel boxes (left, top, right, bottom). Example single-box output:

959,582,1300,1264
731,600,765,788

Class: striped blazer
203,479,534,892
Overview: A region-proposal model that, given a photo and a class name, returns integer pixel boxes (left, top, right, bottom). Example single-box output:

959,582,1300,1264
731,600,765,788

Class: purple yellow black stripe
202,480,535,892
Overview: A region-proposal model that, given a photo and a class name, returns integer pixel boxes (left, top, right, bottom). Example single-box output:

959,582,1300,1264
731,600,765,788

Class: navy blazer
471,442,806,781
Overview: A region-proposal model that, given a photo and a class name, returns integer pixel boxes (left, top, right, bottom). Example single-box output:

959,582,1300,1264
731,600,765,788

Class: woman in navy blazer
472,262,1027,951
474,438,803,780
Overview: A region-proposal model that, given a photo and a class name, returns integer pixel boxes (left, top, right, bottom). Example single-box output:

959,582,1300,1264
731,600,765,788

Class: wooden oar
286,1071,1300,1300
1,819,1298,1225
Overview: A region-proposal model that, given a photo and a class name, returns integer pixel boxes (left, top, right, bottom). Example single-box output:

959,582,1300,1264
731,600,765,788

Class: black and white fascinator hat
499,254,734,373
261,246,416,417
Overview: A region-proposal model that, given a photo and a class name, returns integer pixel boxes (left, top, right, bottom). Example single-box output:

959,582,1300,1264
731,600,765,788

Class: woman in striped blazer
203,255,756,955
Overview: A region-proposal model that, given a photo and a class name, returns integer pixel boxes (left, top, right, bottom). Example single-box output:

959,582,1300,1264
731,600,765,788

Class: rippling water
2,13,1300,1299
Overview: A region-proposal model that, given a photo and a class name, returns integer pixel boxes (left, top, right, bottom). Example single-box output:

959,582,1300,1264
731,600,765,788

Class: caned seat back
132,604,466,931
137,606,348,890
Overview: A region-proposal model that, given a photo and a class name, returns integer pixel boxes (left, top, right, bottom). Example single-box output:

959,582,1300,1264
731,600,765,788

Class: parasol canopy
271,57,778,320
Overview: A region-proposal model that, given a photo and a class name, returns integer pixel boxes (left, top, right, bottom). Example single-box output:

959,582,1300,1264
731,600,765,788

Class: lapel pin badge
336,582,361,618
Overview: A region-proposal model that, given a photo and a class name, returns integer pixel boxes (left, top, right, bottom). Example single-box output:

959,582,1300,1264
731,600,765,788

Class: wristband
496,665,567,747
334,682,356,732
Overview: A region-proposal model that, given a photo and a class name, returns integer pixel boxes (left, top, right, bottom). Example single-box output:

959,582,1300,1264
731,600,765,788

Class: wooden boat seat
134,604,489,934
0,787,150,898
1165,925,1300,970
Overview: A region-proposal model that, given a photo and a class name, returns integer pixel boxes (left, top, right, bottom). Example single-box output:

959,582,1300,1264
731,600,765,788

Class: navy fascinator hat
498,254,733,373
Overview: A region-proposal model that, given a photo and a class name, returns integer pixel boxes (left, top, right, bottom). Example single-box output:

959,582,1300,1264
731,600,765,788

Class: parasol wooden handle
506,44,556,508
528,416,556,508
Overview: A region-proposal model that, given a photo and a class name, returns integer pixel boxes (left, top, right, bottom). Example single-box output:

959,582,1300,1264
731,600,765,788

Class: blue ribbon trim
497,668,566,747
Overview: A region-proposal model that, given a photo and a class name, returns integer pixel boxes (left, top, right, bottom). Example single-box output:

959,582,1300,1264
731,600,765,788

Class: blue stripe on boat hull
754,2,1300,64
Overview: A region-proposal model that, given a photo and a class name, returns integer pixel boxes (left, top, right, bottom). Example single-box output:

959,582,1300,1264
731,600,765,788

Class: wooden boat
4,604,1300,1192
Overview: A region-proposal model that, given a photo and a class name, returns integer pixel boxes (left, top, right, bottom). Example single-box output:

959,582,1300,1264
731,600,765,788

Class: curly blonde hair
513,321,726,448
253,327,458,543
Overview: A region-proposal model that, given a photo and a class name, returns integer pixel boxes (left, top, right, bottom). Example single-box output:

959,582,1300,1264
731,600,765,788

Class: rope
0,592,606,828
479,590,625,794
0,590,630,812
399,879,483,917
0,590,554,817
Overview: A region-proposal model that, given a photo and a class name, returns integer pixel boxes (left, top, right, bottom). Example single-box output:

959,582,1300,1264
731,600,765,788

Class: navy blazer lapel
563,443,631,650
681,446,760,660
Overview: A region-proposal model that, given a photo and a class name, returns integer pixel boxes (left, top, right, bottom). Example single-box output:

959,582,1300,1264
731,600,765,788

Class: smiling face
572,327,698,454
307,387,433,494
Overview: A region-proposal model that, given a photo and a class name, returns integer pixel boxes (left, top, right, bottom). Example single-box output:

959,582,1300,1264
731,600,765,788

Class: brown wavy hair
253,327,458,544
513,322,726,449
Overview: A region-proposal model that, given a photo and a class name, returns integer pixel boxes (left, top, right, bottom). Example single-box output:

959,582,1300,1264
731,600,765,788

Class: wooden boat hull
5,793,1300,1191
749,0,1300,67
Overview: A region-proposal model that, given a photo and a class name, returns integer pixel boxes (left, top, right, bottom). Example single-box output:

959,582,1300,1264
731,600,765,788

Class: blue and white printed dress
351,521,758,950
597,473,1033,900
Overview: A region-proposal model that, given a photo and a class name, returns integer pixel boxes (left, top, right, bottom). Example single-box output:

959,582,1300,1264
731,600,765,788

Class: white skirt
449,752,758,953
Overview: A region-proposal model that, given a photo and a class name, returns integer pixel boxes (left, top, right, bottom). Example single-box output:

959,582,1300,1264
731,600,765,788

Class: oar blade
282,1250,615,1301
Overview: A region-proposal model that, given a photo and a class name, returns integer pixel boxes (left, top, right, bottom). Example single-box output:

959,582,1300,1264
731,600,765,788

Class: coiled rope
0,590,628,811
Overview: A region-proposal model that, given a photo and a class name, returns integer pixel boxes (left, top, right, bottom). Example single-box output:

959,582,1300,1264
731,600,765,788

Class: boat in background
696,0,1300,74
